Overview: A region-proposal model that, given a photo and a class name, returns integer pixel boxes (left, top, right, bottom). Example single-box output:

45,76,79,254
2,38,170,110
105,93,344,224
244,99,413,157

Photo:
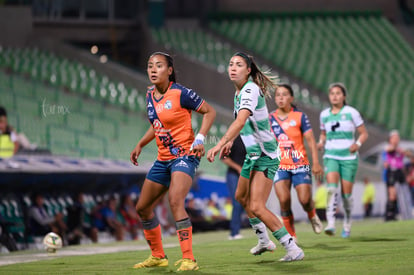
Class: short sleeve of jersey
320,109,328,131
180,87,204,111
300,112,312,133
350,107,364,127
240,82,259,114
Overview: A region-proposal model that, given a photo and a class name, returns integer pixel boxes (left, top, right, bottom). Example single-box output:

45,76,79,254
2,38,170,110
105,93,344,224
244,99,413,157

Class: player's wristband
190,133,205,150
355,140,362,147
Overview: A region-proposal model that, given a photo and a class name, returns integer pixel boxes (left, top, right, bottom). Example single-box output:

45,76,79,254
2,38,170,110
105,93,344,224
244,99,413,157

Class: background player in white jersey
317,83,368,238
207,52,304,262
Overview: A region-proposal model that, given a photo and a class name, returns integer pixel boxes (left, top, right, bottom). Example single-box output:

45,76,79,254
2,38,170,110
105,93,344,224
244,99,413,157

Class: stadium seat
209,13,414,138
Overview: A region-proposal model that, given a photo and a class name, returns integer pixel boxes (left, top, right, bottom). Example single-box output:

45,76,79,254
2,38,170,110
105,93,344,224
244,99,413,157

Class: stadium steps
150,27,326,111
0,45,231,176
209,12,414,138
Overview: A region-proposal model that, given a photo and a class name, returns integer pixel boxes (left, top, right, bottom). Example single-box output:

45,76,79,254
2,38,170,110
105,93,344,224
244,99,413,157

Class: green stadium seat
209,13,414,139
78,133,107,158
15,95,41,117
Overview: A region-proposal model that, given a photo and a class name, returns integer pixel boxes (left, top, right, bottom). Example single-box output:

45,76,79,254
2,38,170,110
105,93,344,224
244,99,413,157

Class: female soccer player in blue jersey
130,52,216,271
207,53,304,262
317,83,368,238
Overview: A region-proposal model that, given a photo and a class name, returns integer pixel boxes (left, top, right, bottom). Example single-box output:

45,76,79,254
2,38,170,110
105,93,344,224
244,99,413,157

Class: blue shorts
146,156,200,187
273,167,312,188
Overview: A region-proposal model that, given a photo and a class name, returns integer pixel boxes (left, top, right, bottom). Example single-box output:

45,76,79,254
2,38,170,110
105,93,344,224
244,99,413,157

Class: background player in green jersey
317,83,368,238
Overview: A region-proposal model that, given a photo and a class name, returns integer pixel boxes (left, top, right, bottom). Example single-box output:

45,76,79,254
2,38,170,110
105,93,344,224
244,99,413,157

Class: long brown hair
233,52,278,97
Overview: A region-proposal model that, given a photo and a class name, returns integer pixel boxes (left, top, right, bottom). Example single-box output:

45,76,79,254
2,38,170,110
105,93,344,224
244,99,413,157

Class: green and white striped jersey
234,81,278,160
320,105,364,160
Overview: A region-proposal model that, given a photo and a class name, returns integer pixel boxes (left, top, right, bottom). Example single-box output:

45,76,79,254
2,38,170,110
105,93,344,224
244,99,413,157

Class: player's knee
136,204,151,218
168,198,183,213
300,197,312,209
235,192,247,207
249,201,265,216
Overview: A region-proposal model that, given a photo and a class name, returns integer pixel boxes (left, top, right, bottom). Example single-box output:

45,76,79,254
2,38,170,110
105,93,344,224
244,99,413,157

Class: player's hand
130,145,142,166
312,162,324,181
317,142,324,151
349,143,359,153
219,142,233,159
191,144,205,159
190,134,206,159
207,145,221,162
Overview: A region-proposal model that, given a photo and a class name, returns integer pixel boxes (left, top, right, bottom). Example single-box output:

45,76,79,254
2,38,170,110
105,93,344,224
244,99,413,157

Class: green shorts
240,155,279,180
323,157,358,183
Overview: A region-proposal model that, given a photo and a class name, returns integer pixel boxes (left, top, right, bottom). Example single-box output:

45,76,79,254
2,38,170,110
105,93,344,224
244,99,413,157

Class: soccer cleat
133,255,169,269
310,215,323,234
175,258,199,271
279,248,305,262
324,226,336,236
250,240,276,255
341,229,350,238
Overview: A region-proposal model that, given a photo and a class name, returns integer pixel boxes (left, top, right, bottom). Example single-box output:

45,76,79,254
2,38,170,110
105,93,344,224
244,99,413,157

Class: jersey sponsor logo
282,122,290,129
331,121,340,132
156,104,164,113
147,102,153,108
153,119,163,130
148,110,155,118
245,88,251,94
164,100,172,110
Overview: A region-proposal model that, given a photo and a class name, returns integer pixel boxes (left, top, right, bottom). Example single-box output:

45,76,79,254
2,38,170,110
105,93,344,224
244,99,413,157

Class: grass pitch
1,219,413,274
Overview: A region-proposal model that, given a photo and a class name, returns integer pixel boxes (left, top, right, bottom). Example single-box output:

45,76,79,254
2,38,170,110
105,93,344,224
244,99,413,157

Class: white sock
342,195,353,230
250,221,270,245
279,234,299,251
326,185,338,228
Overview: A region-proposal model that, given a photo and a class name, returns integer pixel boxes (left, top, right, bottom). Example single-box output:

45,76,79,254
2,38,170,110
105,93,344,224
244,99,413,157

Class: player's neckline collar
153,82,172,102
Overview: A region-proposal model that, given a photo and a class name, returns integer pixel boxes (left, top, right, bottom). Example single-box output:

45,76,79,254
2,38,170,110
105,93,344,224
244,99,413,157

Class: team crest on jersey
341,114,347,120
164,100,172,110
289,120,297,127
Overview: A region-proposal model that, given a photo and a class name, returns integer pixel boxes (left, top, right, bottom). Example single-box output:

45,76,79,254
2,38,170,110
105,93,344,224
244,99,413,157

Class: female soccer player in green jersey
207,52,304,262
317,83,368,238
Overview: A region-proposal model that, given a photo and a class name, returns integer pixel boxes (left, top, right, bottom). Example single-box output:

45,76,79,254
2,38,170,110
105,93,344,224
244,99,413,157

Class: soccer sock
142,217,165,258
249,217,270,245
272,227,299,251
176,218,194,261
342,194,353,230
326,184,338,228
281,210,296,238
307,208,317,220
